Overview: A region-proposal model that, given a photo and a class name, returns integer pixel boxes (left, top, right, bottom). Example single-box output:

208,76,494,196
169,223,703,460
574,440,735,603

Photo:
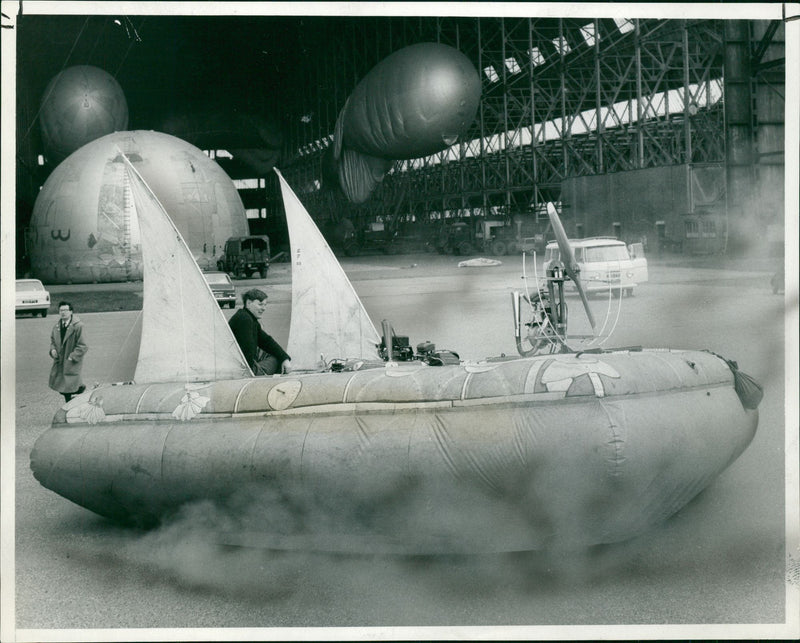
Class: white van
542,237,648,296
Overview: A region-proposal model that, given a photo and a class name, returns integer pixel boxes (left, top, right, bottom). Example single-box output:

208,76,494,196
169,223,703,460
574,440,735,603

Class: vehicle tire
506,241,519,256
458,241,473,256
41,309,48,318
625,288,634,297
491,240,507,256
259,267,268,278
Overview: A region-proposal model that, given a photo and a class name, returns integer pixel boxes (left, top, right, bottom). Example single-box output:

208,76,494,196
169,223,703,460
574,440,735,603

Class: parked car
202,271,236,308
543,237,648,296
15,278,51,317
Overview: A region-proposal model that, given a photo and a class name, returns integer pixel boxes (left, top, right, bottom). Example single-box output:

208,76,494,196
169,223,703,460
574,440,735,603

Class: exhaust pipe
511,291,522,340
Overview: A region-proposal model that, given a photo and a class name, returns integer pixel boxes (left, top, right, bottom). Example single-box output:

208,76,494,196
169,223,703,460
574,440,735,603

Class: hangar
5,6,796,633
12,6,787,281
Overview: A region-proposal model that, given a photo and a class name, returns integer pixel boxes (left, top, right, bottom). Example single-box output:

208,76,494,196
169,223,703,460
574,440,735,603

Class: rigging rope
521,251,560,353
595,259,624,348
587,272,616,347
18,16,90,151
104,309,143,384
19,15,144,154
113,16,146,77
531,253,567,352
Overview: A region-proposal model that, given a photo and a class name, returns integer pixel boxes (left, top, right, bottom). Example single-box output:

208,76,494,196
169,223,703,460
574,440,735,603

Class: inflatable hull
31,350,758,552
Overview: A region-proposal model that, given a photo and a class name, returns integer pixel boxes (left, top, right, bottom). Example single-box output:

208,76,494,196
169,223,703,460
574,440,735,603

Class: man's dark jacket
228,307,290,368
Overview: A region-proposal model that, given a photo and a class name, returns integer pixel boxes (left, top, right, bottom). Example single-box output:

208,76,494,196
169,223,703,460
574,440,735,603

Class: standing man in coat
49,301,88,402
228,289,291,375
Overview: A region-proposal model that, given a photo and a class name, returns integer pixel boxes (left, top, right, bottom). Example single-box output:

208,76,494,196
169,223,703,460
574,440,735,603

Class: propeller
546,203,596,331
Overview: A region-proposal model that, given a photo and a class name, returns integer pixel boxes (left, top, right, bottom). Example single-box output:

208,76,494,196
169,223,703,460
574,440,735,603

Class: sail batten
275,168,381,370
119,150,251,383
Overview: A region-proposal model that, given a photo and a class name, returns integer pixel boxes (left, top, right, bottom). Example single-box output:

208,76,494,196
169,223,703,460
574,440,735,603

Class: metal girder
269,16,731,237
721,19,785,251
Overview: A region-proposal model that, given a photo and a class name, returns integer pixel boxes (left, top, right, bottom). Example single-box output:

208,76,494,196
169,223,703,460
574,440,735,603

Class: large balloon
332,42,481,203
39,65,129,163
29,131,248,284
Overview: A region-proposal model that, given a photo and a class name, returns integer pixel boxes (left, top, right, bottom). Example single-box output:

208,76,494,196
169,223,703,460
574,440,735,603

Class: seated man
228,288,291,375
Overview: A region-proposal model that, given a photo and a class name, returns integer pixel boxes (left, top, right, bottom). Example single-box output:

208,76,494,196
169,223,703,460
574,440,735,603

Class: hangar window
685,220,700,238
483,66,499,82
233,179,260,189
580,23,597,47
504,57,521,74
614,18,635,34
553,36,571,56
528,47,545,67
38,154,45,165
245,208,260,219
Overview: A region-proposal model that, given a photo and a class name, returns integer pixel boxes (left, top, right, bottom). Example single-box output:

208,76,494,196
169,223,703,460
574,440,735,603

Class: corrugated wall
562,163,726,252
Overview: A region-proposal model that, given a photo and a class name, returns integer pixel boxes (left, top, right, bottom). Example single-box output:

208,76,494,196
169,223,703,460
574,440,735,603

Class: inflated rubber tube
31,349,759,553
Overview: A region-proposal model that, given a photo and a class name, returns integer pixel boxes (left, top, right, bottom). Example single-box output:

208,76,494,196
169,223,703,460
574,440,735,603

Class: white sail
275,168,381,370
118,150,252,383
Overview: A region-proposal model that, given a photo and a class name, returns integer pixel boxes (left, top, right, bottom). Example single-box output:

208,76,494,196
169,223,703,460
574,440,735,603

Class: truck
435,219,540,256
543,237,648,297
337,220,421,256
217,236,270,279
349,221,403,256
